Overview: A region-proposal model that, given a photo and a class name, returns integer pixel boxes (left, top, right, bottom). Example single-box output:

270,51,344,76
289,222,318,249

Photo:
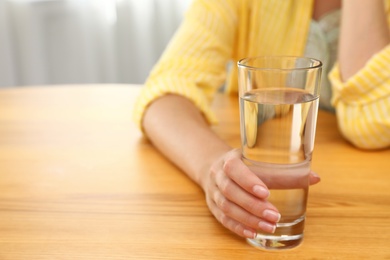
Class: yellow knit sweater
133,0,390,149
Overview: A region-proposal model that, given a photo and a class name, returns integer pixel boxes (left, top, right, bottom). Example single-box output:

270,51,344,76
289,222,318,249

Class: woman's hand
200,149,321,239
144,94,321,239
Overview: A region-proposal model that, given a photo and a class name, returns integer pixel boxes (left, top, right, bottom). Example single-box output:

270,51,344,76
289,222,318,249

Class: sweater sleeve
132,0,238,131
329,44,390,149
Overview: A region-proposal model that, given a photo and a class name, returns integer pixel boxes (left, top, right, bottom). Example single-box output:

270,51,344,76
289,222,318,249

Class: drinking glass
237,56,322,250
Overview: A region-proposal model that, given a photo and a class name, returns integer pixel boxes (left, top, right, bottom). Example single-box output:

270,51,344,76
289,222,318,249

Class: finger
246,163,319,190
223,149,270,199
309,171,321,185
212,197,276,238
212,189,278,233
205,195,256,238
225,150,321,190
214,169,280,223
244,160,320,189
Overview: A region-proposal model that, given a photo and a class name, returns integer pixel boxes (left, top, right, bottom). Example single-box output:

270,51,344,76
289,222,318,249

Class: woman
133,0,390,239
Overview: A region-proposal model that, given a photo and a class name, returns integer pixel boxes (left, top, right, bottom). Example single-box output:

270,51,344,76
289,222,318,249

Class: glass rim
237,56,323,71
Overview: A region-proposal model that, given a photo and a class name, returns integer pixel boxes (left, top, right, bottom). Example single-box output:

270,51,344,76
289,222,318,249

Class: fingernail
258,221,276,234
263,209,281,223
243,229,256,239
311,171,320,178
309,171,321,184
253,185,269,199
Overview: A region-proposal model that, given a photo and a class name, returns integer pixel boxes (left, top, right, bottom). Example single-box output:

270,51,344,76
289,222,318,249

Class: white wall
0,0,192,87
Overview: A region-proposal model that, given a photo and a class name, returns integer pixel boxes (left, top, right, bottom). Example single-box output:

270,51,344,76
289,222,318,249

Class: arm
136,0,321,239
339,0,390,80
330,0,390,149
143,95,229,188
143,94,281,238
143,94,321,238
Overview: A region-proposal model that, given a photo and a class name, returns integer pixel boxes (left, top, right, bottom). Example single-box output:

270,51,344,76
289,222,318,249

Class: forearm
339,0,390,80
143,94,231,188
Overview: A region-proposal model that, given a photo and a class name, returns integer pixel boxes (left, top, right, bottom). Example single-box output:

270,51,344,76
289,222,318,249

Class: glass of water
237,56,322,250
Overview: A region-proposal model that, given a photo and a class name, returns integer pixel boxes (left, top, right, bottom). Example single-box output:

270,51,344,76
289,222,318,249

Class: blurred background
0,0,192,88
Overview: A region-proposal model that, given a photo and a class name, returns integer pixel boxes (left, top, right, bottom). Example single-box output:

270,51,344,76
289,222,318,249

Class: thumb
309,171,321,185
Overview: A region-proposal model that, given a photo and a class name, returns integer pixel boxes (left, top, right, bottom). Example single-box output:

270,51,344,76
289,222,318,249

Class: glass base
247,216,305,251
247,233,303,251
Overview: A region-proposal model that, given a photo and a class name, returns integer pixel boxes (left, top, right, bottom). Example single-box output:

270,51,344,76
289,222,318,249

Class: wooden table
0,85,389,259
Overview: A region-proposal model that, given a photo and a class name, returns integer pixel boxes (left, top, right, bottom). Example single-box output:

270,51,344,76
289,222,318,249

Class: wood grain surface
0,85,389,260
